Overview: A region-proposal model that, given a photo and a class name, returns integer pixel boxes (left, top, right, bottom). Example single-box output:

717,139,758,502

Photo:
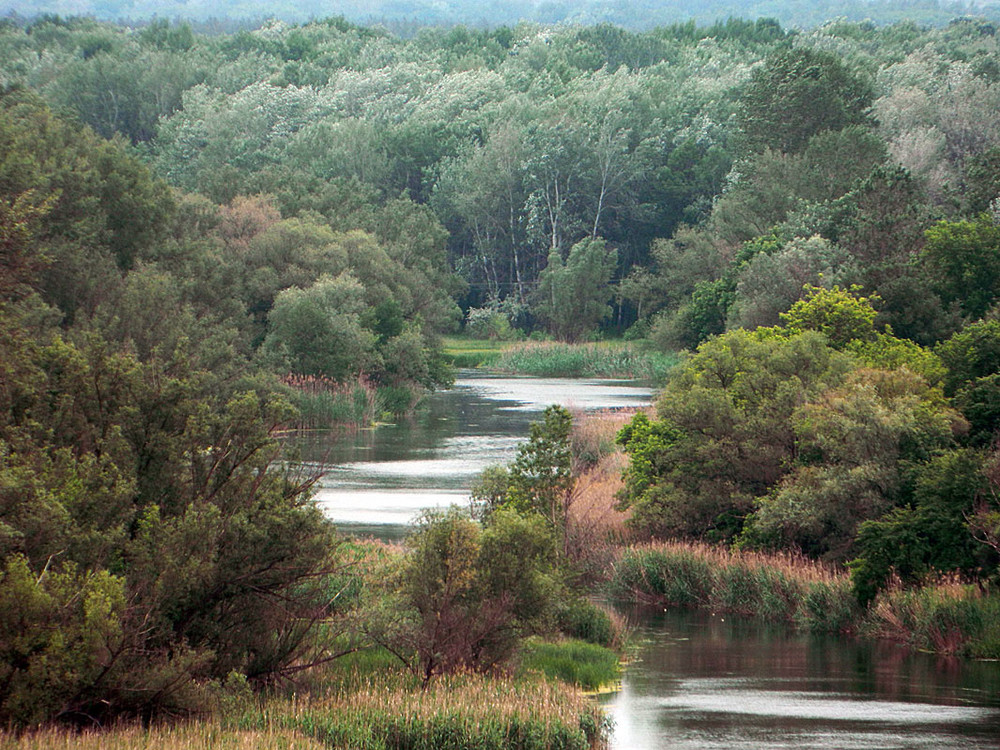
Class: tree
616,330,853,540
534,237,617,341
378,508,558,685
737,47,873,155
923,215,1000,320
505,405,575,531
779,284,879,349
261,273,377,381
744,367,960,559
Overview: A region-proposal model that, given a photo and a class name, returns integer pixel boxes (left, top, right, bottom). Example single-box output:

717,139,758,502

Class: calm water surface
604,608,1000,750
296,374,1000,748
303,372,653,535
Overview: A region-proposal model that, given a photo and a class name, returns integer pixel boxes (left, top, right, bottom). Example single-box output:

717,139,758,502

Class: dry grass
1,725,327,750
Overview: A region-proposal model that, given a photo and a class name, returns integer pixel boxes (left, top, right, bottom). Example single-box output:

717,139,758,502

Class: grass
246,673,607,750
280,374,377,428
3,670,608,750
0,725,328,750
609,540,859,633
862,576,1000,658
443,335,679,381
491,341,678,382
518,638,622,692
441,336,508,368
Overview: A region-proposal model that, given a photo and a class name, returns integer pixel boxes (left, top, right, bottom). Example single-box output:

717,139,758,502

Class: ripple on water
660,685,993,723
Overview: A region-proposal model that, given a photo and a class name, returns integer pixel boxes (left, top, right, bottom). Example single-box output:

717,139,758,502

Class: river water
305,372,654,537
296,373,1000,749
604,608,1000,750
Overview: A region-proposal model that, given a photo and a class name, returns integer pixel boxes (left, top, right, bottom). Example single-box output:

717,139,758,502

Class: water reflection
604,608,1000,750
298,373,653,532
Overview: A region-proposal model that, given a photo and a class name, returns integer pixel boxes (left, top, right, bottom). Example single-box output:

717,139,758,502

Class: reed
249,673,608,750
861,576,1000,657
4,671,609,750
491,342,678,381
280,374,377,428
609,540,857,632
0,724,328,750
441,336,508,369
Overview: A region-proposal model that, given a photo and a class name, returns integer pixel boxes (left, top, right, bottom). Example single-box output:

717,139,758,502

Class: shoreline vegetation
608,541,1000,658
443,336,680,381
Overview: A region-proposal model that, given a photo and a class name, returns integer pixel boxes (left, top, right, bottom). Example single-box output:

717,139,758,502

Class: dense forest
3,9,1000,739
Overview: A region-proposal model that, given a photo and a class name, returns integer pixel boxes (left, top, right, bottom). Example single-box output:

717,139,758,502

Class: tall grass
246,673,608,750
4,672,608,750
441,336,508,369
492,342,678,382
0,724,328,750
519,639,621,692
280,374,377,429
609,541,858,633
862,576,1000,658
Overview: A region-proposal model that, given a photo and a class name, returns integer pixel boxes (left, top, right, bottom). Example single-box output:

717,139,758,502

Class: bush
555,598,624,649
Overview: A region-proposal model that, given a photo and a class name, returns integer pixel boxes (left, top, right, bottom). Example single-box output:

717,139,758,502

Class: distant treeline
2,0,999,30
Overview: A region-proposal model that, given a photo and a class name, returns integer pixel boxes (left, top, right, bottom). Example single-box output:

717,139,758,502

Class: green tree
382,508,558,685
534,237,617,341
779,284,879,349
923,215,1000,320
737,47,874,154
503,405,575,533
262,273,377,380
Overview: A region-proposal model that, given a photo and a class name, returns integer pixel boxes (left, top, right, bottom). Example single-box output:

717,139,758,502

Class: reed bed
862,576,1000,658
441,336,508,369
0,724,327,750
491,342,677,381
249,673,608,750
280,374,377,429
610,540,858,633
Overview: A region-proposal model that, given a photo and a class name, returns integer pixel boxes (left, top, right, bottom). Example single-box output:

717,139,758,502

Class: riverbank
608,540,1000,658
2,672,606,750
442,336,678,382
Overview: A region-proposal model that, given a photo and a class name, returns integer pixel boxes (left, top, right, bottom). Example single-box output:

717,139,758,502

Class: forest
2,9,1000,746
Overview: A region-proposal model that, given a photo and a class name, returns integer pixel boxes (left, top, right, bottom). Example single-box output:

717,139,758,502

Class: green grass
491,341,678,382
245,673,607,750
441,336,508,368
519,638,621,692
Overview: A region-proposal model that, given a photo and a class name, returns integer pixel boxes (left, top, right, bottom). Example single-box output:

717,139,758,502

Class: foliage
737,47,874,155
372,508,559,684
616,330,853,541
504,406,575,529
923,215,1000,320
779,284,879,349
534,238,618,342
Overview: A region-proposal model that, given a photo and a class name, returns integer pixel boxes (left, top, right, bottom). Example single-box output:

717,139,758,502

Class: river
296,373,1000,749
